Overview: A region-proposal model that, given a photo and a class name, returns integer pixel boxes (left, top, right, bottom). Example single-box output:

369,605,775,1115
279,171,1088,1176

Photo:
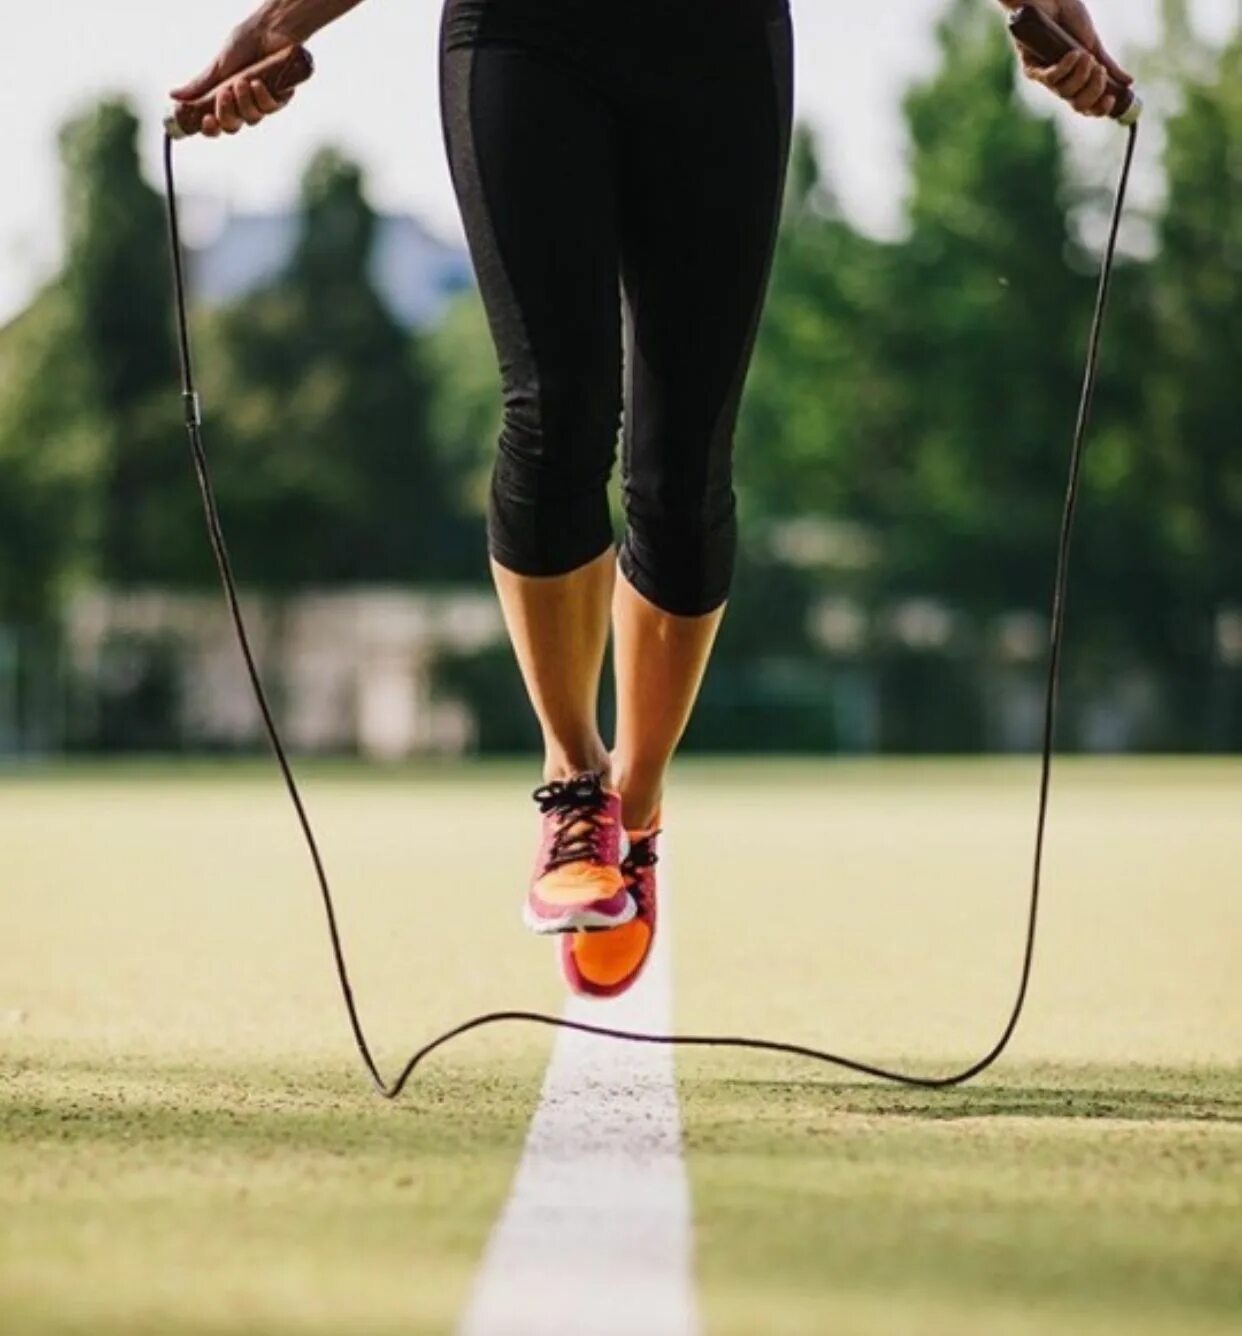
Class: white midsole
523,896,638,936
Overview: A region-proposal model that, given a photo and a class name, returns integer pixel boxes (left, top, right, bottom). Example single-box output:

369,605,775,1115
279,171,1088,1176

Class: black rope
161,123,1138,1099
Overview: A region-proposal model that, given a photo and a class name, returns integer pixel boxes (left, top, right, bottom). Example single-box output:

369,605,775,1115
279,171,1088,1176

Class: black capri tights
439,0,794,616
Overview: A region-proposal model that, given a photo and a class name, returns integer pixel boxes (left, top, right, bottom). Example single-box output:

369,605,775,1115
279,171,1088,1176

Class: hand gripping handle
1008,6,1142,126
165,46,315,139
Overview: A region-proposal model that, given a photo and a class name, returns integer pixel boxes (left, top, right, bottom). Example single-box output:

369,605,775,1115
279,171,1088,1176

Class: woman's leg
439,6,624,786
610,580,723,830
492,550,614,783
611,1,795,828
562,0,795,996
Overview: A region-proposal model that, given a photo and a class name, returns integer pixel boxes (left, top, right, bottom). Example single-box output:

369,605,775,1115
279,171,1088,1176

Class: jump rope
160,8,1141,1098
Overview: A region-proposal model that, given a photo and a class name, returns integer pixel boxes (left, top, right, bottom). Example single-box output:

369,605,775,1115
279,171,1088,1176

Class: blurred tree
423,287,501,518
878,0,1093,612
2,17,1238,753
736,122,900,526
0,99,178,618
733,0,1182,748
738,2,1095,620
0,290,98,620
1157,0,1212,79
59,100,183,586
197,148,467,586
1143,33,1242,738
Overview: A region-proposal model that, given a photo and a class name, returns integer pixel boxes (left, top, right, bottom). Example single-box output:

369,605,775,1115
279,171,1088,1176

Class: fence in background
3,588,1238,760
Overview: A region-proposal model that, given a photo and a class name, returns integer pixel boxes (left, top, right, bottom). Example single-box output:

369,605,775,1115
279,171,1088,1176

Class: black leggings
439,0,794,616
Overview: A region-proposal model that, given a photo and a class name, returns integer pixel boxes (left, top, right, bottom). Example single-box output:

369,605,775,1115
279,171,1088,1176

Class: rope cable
161,122,1138,1099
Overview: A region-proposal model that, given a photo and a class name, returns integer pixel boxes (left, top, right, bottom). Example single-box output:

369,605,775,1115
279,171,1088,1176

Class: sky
0,0,1235,324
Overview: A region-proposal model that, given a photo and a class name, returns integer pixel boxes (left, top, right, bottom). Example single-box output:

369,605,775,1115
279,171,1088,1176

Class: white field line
458,851,699,1336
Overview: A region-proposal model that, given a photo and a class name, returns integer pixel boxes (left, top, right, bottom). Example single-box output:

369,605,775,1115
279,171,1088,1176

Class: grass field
1,758,1239,1334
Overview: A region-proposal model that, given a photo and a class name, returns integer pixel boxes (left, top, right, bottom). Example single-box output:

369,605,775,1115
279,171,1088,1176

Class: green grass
672,758,1242,1335
1,759,1239,1334
0,766,557,1335
1,1057,539,1336
679,1062,1240,1336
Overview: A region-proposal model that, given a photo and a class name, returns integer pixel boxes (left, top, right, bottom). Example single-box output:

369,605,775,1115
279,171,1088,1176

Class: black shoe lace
621,832,660,909
532,773,612,871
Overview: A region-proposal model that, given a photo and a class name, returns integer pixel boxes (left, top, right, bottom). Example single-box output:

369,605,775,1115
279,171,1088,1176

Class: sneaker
560,820,660,998
522,773,633,935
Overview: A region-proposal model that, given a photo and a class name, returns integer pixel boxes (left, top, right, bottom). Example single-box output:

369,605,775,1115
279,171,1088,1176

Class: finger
250,79,286,115
1035,50,1082,89
1061,5,1134,86
171,58,226,102
233,78,264,126
1089,40,1133,87
1072,62,1110,113
1018,44,1052,79
216,86,243,135
1091,92,1117,120
201,115,221,139
1056,52,1097,98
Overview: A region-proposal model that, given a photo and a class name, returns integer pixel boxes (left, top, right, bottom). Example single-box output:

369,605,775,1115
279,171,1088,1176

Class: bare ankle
610,761,663,831
543,742,611,786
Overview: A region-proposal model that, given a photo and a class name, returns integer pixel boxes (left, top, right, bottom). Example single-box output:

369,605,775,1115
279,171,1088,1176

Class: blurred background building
193,207,473,331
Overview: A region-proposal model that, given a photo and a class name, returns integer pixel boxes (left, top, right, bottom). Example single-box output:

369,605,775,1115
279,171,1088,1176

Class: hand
170,18,299,138
1011,0,1133,118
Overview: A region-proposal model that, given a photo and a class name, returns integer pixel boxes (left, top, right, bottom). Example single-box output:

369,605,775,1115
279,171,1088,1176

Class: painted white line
459,854,699,1336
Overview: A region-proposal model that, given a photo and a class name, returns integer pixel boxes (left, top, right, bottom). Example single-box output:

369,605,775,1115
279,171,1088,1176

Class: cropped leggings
439,0,794,615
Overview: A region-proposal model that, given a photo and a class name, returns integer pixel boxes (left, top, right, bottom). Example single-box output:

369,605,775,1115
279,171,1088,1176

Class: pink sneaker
560,821,660,998
522,773,634,935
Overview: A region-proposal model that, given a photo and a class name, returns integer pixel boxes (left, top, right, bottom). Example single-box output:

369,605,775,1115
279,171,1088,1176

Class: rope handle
1009,6,1143,125
164,46,315,140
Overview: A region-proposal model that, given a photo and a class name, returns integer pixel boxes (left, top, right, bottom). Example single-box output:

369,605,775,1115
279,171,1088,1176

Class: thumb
170,29,258,101
170,58,228,102
1089,38,1134,87
1063,5,1134,86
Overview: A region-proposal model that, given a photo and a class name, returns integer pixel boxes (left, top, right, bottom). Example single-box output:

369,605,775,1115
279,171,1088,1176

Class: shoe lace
621,832,660,908
532,773,613,871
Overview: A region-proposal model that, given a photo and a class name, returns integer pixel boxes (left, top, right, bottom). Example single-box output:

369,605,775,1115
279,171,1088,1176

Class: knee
488,370,621,577
621,479,738,617
496,368,618,488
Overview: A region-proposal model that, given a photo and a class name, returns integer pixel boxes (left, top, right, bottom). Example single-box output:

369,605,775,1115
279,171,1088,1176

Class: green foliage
60,101,183,587
1146,35,1242,613
888,0,1087,608
0,289,99,621
60,102,173,411
732,3,1241,748
1,0,1239,751
0,100,177,619
743,0,1095,611
738,122,899,525
193,148,471,587
740,1,1093,608
423,288,502,515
